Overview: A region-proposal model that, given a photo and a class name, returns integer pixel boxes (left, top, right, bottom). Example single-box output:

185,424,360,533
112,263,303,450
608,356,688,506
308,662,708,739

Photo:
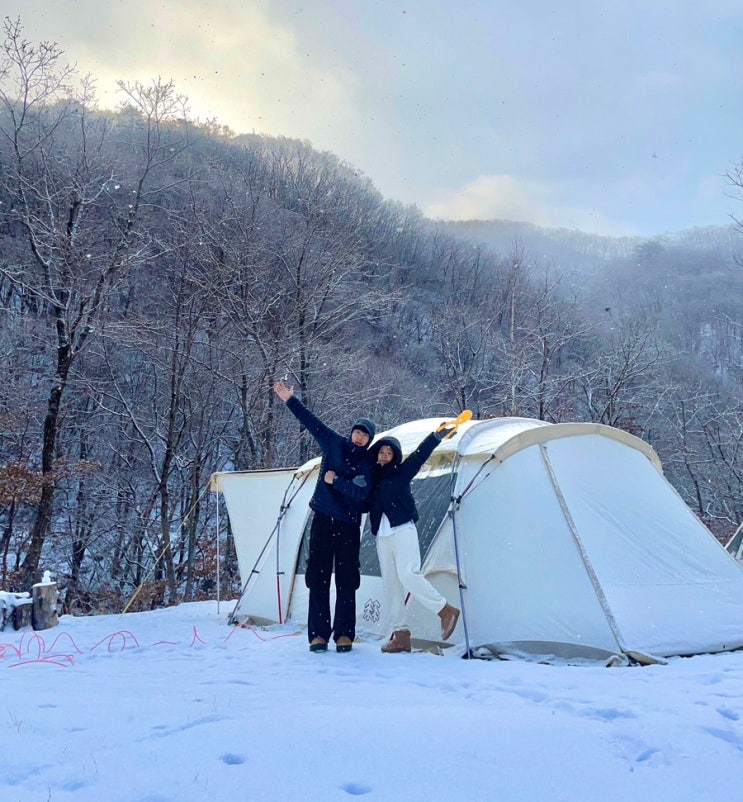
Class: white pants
376,522,446,633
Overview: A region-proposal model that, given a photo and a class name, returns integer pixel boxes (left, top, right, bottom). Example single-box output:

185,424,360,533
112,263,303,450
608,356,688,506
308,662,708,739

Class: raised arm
397,431,445,483
273,380,294,402
274,380,338,451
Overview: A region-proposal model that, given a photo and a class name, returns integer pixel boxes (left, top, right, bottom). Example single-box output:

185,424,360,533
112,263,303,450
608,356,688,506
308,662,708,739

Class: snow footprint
342,782,372,795
716,706,739,721
220,753,247,765
700,726,743,752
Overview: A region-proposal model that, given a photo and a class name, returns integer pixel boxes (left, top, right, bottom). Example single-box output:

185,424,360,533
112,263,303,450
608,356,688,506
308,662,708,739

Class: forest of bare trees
2,20,743,614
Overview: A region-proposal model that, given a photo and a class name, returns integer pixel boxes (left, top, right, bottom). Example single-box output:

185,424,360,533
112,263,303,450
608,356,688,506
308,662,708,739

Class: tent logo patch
362,598,381,623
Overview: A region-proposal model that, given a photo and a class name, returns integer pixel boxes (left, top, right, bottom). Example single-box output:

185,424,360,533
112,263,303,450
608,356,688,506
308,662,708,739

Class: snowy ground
2,600,742,802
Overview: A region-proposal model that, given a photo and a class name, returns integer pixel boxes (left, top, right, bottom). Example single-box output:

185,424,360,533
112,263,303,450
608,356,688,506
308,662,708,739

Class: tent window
295,473,453,577
296,514,313,575
412,473,454,555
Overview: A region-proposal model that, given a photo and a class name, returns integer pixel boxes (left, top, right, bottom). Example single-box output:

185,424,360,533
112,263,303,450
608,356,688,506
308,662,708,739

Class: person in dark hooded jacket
274,380,375,653
369,428,460,653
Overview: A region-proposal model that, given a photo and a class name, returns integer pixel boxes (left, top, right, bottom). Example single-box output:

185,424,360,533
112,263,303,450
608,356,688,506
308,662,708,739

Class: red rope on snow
190,626,207,646
10,654,76,669
1,621,299,668
0,631,78,668
0,642,22,659
47,631,84,654
90,630,141,652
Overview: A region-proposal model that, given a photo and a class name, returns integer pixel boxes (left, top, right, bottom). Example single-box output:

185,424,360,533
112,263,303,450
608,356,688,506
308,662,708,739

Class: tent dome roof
296,416,662,474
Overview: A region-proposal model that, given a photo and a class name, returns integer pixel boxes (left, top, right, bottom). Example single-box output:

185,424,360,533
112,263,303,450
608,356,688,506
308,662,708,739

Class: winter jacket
285,396,373,524
367,431,443,535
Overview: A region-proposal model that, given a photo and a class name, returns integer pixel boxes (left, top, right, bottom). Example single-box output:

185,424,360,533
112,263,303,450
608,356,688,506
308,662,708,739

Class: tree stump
32,582,59,630
0,592,32,631
13,600,33,630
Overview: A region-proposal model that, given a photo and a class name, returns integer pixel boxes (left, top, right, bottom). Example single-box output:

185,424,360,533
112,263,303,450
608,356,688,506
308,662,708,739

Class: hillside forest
2,20,743,613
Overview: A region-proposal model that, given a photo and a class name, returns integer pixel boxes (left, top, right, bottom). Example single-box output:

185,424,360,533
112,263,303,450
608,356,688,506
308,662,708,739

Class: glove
435,410,472,440
434,425,456,441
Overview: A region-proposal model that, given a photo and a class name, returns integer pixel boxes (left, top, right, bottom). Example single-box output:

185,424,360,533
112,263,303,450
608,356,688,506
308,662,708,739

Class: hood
351,417,376,443
370,435,403,466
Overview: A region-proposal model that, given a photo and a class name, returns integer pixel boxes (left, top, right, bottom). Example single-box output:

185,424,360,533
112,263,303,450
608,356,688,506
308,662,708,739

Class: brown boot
438,603,460,640
381,630,412,653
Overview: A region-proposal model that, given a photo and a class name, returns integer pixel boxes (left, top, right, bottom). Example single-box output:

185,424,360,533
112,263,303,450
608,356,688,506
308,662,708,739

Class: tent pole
273,470,313,624
228,470,311,626
449,455,472,657
276,510,284,624
229,517,280,624
216,486,221,615
449,505,471,657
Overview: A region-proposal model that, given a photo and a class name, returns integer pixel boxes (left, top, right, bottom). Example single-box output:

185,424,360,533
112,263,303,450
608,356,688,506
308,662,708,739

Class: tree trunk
183,453,202,601
20,375,65,590
32,581,59,630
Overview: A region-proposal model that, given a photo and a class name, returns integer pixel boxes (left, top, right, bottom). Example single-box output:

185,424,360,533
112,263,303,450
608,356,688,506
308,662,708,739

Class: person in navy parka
273,380,375,653
368,429,460,653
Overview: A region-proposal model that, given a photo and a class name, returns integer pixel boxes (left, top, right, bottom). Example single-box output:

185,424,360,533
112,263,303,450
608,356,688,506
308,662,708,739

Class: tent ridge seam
538,443,627,655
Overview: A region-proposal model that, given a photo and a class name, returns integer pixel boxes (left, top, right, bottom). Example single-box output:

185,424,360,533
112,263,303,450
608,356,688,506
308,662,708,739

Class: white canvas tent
211,417,743,664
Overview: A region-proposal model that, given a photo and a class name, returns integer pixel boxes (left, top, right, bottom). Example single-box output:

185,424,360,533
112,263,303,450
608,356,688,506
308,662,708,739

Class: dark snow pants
305,512,361,644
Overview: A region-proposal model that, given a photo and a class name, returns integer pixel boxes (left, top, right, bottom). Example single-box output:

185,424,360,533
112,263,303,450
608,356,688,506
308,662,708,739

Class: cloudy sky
4,0,743,236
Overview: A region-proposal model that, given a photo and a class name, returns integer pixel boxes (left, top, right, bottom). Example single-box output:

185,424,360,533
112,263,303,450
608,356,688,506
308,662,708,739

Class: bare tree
0,19,192,588
205,141,392,466
518,268,594,421
579,316,666,433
